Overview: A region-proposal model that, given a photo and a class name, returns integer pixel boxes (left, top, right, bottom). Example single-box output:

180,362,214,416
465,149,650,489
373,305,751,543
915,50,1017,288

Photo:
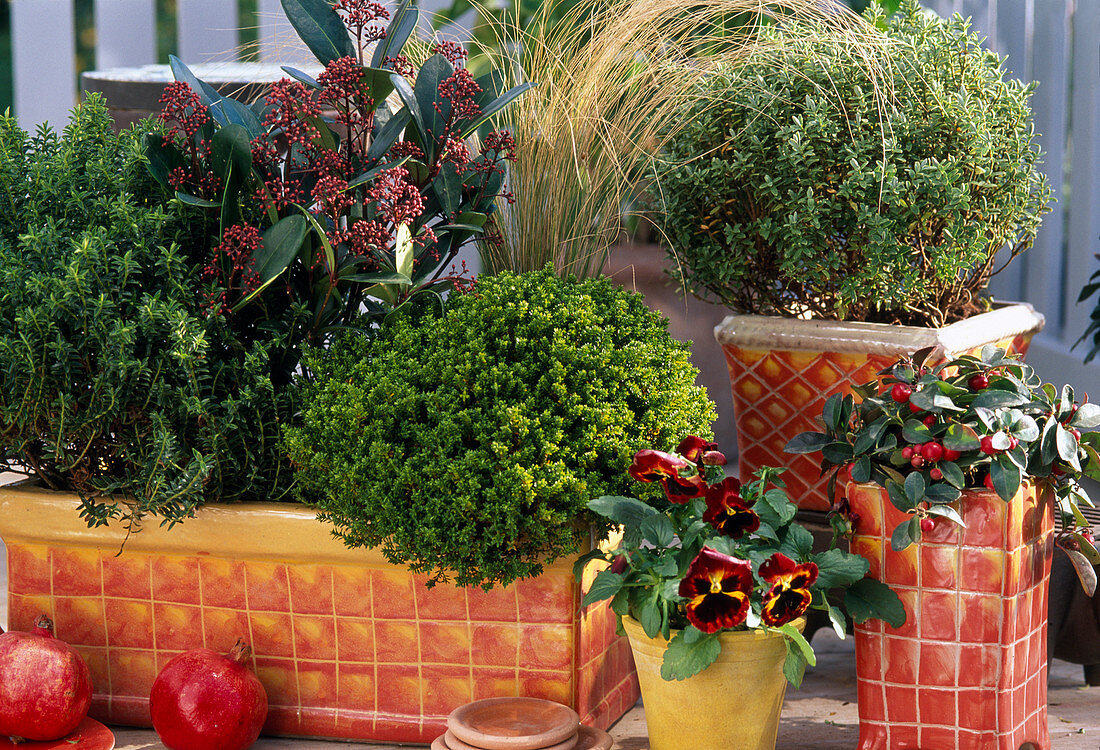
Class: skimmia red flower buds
679,547,753,633
759,552,819,627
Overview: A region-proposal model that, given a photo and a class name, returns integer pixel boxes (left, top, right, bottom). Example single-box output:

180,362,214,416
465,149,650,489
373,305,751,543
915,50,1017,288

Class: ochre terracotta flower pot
0,483,638,744
846,481,1054,750
622,615,799,750
714,303,1044,511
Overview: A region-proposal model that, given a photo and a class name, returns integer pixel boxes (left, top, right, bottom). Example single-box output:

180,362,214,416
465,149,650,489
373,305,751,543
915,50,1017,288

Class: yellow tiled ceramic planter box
0,482,638,743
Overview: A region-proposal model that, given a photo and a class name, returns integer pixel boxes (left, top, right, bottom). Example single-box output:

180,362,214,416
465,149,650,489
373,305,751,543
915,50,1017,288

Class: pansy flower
759,552,819,627
678,547,753,633
703,477,760,539
628,449,706,503
676,436,727,467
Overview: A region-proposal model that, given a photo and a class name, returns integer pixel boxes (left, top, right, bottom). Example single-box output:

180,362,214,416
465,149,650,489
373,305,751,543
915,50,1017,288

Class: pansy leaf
780,524,815,559
843,577,906,627
581,571,624,608
925,483,961,504
640,514,675,549
785,432,830,454
757,488,797,527
637,594,663,638
660,628,721,681
812,548,869,589
571,548,606,582
943,423,981,452
990,455,1022,501
827,605,848,639
925,503,965,526
782,641,808,688
588,495,658,527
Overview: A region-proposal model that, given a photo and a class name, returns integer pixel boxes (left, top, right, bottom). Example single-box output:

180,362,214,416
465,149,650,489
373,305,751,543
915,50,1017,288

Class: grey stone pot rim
713,302,1045,358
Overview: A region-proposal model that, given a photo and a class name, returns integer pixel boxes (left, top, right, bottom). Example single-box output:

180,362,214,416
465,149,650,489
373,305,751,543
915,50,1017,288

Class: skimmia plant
579,437,903,686
146,0,531,375
787,346,1100,592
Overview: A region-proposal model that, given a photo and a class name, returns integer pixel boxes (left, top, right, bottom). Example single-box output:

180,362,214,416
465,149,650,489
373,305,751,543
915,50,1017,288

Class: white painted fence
8,1,1100,390
919,0,1100,393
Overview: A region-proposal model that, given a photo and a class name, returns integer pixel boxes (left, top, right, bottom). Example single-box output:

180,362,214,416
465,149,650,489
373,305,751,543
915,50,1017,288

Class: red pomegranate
0,614,93,742
150,639,268,750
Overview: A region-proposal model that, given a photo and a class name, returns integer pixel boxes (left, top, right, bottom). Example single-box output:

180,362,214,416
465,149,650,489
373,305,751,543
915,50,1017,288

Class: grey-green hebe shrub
657,0,1050,326
284,268,716,588
0,96,296,528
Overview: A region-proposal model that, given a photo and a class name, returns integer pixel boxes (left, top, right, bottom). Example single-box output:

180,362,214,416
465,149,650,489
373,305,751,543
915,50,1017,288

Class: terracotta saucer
575,725,613,750
445,729,578,750
432,735,450,750
448,697,580,750
0,718,115,750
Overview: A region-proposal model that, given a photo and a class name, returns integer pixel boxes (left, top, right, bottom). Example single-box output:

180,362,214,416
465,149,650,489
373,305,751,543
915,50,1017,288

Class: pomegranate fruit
150,639,268,750
0,614,93,742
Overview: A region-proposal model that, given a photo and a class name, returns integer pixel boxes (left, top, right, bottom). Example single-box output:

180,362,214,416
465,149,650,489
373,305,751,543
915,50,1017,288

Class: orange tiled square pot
847,481,1054,750
714,303,1045,511
0,483,638,743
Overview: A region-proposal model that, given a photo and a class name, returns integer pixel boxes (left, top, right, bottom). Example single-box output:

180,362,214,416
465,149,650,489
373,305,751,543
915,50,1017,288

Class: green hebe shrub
284,268,716,588
657,0,1050,326
0,96,296,528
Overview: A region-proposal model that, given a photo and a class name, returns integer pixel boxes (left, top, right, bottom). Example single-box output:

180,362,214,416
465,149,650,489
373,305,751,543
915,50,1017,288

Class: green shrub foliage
284,268,716,588
657,0,1050,326
0,96,296,528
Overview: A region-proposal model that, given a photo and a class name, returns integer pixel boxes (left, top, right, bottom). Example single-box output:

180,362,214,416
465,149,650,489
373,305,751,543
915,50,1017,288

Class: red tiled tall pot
714,304,1045,511
846,481,1054,750
0,483,638,744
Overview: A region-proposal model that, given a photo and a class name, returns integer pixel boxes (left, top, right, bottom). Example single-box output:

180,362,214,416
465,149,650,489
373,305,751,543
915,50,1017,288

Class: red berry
1070,428,1081,441
921,442,944,462
968,374,989,390
1008,435,1019,449
908,401,923,414
943,448,961,462
930,468,943,480
920,517,935,533
891,383,913,403
983,473,995,491
923,415,936,427
980,435,999,455
910,455,924,468
901,446,914,459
